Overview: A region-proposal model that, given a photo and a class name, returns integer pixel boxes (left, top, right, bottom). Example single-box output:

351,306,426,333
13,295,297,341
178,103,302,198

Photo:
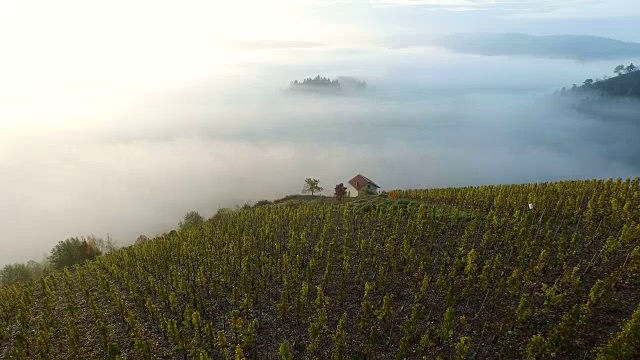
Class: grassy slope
1,179,640,359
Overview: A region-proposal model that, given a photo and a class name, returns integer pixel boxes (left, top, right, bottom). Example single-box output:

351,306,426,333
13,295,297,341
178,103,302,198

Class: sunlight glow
0,0,337,130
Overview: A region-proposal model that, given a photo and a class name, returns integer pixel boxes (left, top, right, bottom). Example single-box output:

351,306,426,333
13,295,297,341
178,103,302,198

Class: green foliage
454,336,472,360
0,263,35,287
234,343,246,360
596,302,640,359
179,211,204,230
0,178,638,359
302,178,323,196
507,268,522,296
253,199,272,207
539,282,563,308
629,246,640,273
439,307,456,342
464,248,477,275
331,313,348,360
360,187,377,196
526,334,546,359
359,282,374,332
279,341,293,360
516,293,533,323
296,281,310,323
307,285,329,355
86,234,118,253
419,327,436,354
48,237,102,270
376,294,393,329
560,265,581,291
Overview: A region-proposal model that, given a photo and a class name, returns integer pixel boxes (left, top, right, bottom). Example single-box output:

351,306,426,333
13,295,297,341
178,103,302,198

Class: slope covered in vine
1,179,639,359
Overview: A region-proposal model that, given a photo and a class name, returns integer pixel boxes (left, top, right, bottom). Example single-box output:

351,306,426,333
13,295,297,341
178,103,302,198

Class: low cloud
1,45,639,266
226,39,325,50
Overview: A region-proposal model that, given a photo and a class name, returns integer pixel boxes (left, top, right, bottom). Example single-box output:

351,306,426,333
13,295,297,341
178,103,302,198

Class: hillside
586,70,640,98
432,33,640,60
555,67,640,121
1,179,640,359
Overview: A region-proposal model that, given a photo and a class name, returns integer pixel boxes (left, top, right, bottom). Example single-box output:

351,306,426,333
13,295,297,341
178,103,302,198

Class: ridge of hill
432,33,640,60
1,179,640,359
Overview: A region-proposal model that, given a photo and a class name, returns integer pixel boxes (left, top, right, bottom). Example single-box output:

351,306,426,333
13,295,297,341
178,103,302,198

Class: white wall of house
351,182,378,196
364,183,379,195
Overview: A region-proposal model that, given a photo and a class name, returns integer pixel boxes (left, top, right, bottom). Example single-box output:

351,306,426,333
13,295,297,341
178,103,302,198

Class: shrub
0,263,33,287
179,211,204,230
48,237,102,270
136,235,149,244
334,183,348,201
254,200,272,207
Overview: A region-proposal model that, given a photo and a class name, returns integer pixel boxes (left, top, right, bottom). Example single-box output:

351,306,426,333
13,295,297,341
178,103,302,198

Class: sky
1,0,639,266
1,0,639,97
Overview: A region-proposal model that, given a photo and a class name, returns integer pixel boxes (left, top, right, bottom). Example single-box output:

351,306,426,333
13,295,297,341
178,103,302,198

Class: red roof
348,174,380,190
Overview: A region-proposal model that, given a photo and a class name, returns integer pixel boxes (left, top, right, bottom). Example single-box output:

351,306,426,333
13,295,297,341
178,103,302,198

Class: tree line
290,76,341,88
0,210,214,288
614,63,638,76
554,62,638,95
0,235,117,287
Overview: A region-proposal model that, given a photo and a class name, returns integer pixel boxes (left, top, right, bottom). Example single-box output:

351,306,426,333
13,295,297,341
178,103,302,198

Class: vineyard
1,178,640,359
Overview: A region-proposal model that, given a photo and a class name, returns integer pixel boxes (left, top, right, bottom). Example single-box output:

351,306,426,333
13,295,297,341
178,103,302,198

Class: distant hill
431,33,640,60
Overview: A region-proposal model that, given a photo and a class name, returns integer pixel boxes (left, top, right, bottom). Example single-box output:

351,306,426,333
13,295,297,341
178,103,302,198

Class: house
348,174,380,197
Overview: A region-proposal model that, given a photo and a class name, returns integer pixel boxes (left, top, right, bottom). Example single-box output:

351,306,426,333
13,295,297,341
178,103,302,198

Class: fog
2,45,640,266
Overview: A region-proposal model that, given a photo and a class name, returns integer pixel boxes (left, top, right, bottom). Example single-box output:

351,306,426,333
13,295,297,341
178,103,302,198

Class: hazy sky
2,0,640,98
1,0,639,266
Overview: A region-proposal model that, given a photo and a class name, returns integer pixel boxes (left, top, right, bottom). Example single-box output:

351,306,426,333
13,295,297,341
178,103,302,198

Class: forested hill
288,75,367,93
555,63,640,99
555,66,640,122
587,70,640,98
